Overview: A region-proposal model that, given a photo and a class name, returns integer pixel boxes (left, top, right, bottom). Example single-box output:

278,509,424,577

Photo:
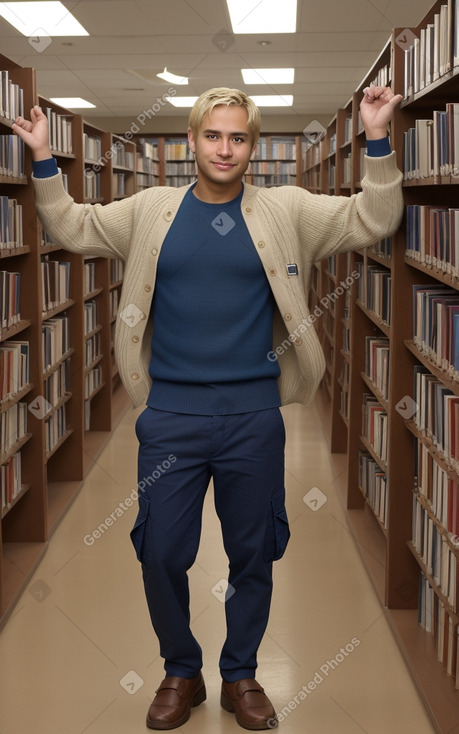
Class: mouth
212,162,236,170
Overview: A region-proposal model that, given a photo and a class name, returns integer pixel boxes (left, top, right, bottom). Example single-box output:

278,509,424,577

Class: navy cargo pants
130,406,290,683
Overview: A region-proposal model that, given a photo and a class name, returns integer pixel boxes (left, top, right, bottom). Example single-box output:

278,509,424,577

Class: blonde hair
188,88,260,145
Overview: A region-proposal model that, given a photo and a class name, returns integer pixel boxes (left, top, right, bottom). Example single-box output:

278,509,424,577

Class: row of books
406,204,459,275
413,364,459,465
255,137,297,161
109,259,124,285
0,451,22,513
402,103,459,180
44,358,70,409
304,144,320,170
412,284,459,373
253,175,297,187
112,146,134,170
329,164,336,189
365,336,390,400
44,107,73,155
84,300,98,335
356,262,392,326
84,261,96,295
329,133,337,155
0,71,24,121
113,173,127,197
0,341,29,402
0,135,24,178
164,141,194,161
418,573,459,688
136,172,158,189
85,365,102,399
412,498,457,612
415,439,459,536
0,270,20,329
344,116,353,144
250,161,296,176
370,63,391,90
41,259,70,313
0,196,23,249
138,138,159,163
84,171,101,200
85,333,100,368
42,316,70,372
359,449,389,528
404,0,459,99
165,161,196,176
44,403,66,454
362,393,388,464
165,175,196,187
0,401,27,457
84,133,102,162
370,236,392,260
342,153,352,185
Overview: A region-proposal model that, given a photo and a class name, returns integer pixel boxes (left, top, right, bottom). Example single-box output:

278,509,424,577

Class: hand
11,105,52,160
360,86,403,140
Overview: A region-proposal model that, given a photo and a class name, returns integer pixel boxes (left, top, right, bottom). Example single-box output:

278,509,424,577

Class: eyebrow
203,129,250,138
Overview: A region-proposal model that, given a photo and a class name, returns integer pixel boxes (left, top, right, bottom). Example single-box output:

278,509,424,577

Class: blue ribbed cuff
32,157,59,178
365,137,391,157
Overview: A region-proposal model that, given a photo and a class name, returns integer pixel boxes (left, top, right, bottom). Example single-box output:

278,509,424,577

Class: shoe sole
220,690,278,730
146,685,206,730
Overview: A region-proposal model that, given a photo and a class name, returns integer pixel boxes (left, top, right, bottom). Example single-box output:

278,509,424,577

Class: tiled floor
0,398,436,734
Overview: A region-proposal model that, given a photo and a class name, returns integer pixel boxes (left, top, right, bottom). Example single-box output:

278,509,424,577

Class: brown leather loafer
221,678,278,730
146,672,206,730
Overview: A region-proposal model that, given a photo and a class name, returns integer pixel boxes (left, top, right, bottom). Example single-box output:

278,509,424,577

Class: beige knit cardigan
32,152,404,408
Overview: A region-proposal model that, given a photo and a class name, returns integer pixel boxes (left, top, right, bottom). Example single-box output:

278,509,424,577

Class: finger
13,116,33,133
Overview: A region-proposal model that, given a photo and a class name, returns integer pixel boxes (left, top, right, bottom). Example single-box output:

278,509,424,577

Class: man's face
187,104,256,190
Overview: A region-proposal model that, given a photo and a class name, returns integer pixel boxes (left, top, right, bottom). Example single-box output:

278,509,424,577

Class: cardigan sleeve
31,170,151,260
297,151,404,262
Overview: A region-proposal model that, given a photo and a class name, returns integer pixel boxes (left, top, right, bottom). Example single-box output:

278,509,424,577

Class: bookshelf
313,3,459,732
0,55,132,630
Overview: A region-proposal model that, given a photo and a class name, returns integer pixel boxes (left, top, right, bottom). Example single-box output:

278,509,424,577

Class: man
13,84,403,731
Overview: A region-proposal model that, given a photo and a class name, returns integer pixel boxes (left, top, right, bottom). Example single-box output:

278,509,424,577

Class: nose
217,137,231,157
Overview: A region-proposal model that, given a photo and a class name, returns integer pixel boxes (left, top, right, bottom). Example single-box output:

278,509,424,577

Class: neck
192,177,243,204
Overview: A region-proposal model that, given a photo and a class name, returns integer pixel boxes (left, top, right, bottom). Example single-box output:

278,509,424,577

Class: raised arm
11,106,138,261
360,85,403,140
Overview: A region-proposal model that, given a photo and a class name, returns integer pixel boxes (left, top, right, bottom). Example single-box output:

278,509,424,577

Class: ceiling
1,0,434,132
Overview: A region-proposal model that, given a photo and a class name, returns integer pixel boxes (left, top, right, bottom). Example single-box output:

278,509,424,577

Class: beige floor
0,398,436,734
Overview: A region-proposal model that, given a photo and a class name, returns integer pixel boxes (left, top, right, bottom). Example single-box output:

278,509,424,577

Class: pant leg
131,407,212,678
210,408,290,683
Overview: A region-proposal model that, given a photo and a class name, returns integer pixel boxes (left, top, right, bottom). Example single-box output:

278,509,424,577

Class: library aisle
0,396,434,734
0,397,435,734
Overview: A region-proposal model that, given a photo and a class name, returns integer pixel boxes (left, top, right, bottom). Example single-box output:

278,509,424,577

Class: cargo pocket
263,488,291,563
130,493,150,563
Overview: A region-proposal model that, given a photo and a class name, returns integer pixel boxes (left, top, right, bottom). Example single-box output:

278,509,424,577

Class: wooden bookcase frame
314,6,459,732
0,58,132,630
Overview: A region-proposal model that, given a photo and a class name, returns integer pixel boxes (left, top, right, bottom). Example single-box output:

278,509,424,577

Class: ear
187,127,196,154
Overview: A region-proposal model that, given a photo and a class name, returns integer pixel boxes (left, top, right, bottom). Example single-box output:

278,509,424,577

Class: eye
233,137,244,143
206,134,218,140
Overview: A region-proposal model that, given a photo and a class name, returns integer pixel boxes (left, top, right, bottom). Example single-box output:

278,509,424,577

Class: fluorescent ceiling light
250,95,293,107
165,96,198,107
226,0,297,34
51,97,95,108
242,68,295,84
0,2,89,36
157,68,188,85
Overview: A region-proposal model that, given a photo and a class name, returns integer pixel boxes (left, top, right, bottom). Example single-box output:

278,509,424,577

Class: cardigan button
132,335,139,343
144,284,152,292
131,373,139,380
164,210,173,221
258,241,265,248
269,268,276,276
245,207,253,214
285,313,292,321
151,248,158,256
294,337,303,346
